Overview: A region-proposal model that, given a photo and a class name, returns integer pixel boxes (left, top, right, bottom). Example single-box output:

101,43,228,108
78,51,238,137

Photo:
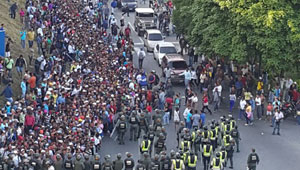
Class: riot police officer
177,121,185,148
138,112,149,138
209,124,218,151
124,152,135,170
102,155,113,170
223,131,232,148
219,147,227,168
140,135,152,155
151,154,160,170
74,154,85,170
154,133,166,154
83,154,92,170
117,115,127,145
186,152,197,170
54,154,64,170
247,149,260,170
147,125,156,156
210,153,222,170
171,153,185,170
230,126,241,152
139,152,152,170
226,140,235,169
129,111,139,141
92,155,101,170
201,126,210,141
161,154,171,170
113,153,124,170
136,160,146,170
193,130,201,158
201,139,212,170
64,154,74,170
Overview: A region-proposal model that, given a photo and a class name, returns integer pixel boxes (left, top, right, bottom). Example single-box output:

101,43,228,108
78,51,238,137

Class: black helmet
216,152,220,157
203,126,208,130
143,135,148,140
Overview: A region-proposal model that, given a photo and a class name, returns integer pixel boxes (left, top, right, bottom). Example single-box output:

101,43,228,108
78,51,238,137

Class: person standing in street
124,152,135,170
15,55,27,77
27,28,35,48
239,97,247,120
226,140,235,169
138,48,146,69
247,148,260,170
20,27,27,49
272,108,284,135
255,94,262,120
113,153,124,170
230,126,241,152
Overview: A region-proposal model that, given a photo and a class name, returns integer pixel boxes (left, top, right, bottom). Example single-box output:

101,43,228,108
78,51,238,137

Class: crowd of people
0,0,298,169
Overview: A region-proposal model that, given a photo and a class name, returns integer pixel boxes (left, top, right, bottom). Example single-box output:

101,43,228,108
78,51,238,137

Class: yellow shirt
246,105,252,113
257,81,263,90
27,31,35,41
244,92,251,101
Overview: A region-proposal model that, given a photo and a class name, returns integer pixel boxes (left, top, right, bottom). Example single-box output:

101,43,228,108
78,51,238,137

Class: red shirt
25,115,35,126
146,105,152,113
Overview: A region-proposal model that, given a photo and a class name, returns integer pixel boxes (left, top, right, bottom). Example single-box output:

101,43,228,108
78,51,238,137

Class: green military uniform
113,153,124,170
138,113,149,138
74,155,85,170
139,153,152,170
154,133,166,154
54,154,64,170
247,150,260,170
230,126,241,152
117,115,127,145
129,111,139,141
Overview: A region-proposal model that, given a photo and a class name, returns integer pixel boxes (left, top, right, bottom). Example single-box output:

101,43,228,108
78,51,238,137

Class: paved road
100,2,300,170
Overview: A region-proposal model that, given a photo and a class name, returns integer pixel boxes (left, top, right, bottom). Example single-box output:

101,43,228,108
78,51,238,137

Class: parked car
153,42,178,65
134,8,156,36
163,54,188,83
120,0,137,12
143,29,164,52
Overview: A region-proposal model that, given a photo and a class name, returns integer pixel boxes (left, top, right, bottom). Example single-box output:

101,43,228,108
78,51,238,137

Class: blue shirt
20,31,27,40
186,112,192,122
200,113,206,125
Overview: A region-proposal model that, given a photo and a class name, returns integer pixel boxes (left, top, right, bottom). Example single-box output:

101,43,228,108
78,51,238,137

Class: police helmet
126,152,132,157
76,154,81,160
154,154,159,160
203,126,208,130
175,153,181,159
225,130,230,134
170,150,175,156
221,146,225,151
105,154,111,160
120,115,125,120
159,133,164,138
216,152,220,157
117,153,122,159
143,135,148,140
149,125,154,130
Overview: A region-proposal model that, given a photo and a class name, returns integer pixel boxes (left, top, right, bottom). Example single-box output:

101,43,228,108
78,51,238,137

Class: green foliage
172,0,300,76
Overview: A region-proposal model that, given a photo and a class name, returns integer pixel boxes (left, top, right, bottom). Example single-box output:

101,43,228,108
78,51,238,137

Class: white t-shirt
240,100,247,110
174,110,180,122
255,97,261,106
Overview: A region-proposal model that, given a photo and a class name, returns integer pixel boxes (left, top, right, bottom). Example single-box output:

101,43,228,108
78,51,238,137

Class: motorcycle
281,102,297,119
